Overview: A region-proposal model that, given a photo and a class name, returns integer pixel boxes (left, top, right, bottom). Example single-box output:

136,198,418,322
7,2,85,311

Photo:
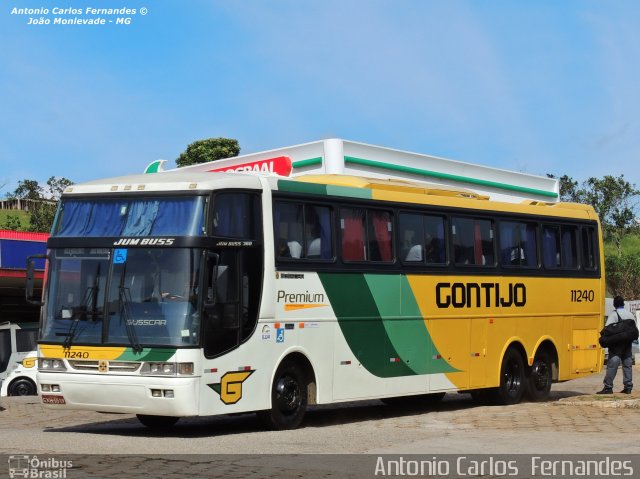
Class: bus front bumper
37,372,200,416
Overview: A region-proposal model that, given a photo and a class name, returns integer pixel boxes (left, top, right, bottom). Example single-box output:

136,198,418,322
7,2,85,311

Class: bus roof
270,174,597,221
144,138,559,204
62,171,264,196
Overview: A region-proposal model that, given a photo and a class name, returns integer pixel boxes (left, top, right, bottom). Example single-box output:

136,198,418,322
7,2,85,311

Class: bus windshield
41,248,202,347
53,196,206,237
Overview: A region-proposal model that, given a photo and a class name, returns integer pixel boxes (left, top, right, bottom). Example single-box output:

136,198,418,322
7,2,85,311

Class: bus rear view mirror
26,254,48,306
204,252,220,309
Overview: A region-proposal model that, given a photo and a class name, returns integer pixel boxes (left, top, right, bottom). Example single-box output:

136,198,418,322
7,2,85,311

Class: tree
6,176,74,232
605,253,640,299
10,179,41,200
548,173,640,254
46,176,73,200
546,174,580,202
176,138,240,167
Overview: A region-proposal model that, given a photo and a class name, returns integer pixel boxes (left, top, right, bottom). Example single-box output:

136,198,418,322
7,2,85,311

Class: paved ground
1,367,639,477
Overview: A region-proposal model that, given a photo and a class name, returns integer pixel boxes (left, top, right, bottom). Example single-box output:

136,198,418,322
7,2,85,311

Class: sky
1,0,639,196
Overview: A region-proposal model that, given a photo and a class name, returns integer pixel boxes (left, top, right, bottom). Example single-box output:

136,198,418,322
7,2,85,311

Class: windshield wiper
60,318,80,349
80,264,102,321
119,286,142,353
117,263,142,353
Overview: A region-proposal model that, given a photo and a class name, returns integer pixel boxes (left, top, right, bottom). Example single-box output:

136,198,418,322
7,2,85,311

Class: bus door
202,249,261,358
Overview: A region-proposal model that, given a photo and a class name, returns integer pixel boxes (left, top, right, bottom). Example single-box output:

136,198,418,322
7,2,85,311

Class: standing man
597,296,639,394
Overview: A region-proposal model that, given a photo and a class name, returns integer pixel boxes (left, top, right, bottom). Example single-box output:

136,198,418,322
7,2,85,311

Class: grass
0,209,30,230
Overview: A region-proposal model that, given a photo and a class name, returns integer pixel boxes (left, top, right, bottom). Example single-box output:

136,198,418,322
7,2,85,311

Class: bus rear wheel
136,414,180,429
8,378,36,396
526,351,553,402
258,362,308,430
493,348,526,405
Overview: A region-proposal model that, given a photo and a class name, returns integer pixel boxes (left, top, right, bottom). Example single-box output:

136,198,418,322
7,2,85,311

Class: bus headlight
140,362,194,376
141,362,176,375
38,358,66,371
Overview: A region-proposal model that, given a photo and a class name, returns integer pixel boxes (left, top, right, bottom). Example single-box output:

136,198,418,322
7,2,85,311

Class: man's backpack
599,313,639,348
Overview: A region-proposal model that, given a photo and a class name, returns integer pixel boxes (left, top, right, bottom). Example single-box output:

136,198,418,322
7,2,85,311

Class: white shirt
405,245,422,261
287,241,302,259
605,307,637,326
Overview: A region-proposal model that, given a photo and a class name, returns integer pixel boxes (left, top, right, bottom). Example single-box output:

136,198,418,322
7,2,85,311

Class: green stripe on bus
364,274,458,375
278,180,328,196
292,157,323,169
344,156,558,199
326,185,372,199
117,348,177,362
319,273,414,378
278,180,373,200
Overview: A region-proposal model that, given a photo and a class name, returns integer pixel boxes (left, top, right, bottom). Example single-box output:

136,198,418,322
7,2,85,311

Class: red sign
42,394,66,404
208,156,292,176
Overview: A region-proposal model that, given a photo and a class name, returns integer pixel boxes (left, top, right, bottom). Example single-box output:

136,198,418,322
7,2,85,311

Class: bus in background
0,322,38,396
29,139,604,429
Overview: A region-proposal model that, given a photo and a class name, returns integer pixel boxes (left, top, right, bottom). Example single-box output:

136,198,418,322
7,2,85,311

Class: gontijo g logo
208,370,255,405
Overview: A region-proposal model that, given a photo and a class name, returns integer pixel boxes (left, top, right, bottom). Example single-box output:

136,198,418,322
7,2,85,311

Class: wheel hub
275,376,301,412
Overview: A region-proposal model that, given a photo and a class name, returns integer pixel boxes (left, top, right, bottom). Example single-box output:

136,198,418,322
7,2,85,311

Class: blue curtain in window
500,224,514,265
524,225,537,267
214,194,250,237
122,201,159,236
435,220,445,262
543,228,558,268
150,198,204,236
561,229,575,268
55,198,204,237
57,201,127,236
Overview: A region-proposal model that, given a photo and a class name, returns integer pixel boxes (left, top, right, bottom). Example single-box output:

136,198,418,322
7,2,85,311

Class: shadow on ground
43,388,589,439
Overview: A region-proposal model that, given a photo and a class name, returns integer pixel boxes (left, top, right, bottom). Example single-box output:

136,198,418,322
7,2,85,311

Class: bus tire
136,414,180,429
526,350,553,402
8,378,37,396
258,361,307,430
493,347,526,405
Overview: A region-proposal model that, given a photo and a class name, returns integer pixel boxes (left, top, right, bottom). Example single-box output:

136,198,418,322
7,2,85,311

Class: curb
555,395,640,409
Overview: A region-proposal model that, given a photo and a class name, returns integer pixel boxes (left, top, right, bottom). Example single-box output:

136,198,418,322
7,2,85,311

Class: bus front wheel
8,378,37,396
258,362,308,430
493,348,526,405
136,414,180,429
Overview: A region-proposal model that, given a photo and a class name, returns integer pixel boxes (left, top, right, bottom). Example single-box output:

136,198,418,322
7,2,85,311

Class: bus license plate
42,395,66,405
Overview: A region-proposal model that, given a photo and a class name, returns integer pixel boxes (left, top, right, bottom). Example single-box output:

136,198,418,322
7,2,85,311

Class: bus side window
561,225,578,268
399,213,446,264
581,226,597,270
341,208,366,261
305,205,332,259
367,210,393,262
543,225,561,268
399,213,424,262
543,224,578,269
0,329,10,374
424,215,446,264
212,193,258,238
274,202,304,259
452,217,494,266
274,202,333,261
16,329,38,352
499,221,538,267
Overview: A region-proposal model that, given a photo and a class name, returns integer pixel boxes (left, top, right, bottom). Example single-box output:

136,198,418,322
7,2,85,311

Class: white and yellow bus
31,140,604,429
